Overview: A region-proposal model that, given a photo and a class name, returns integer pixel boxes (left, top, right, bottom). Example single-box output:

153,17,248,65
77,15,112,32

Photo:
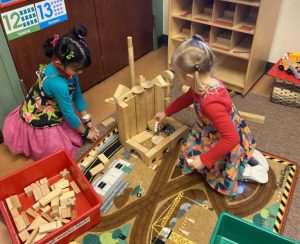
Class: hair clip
65,50,75,60
50,34,60,47
195,64,201,71
192,34,202,42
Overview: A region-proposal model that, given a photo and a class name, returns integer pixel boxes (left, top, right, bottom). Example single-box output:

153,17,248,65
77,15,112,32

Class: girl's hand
187,157,205,170
86,122,100,136
154,111,166,123
87,129,100,142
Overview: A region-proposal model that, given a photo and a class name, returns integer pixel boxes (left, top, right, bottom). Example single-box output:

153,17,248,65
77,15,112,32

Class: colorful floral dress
177,88,256,196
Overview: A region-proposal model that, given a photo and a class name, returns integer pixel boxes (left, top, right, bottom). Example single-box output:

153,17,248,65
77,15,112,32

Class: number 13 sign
35,0,67,29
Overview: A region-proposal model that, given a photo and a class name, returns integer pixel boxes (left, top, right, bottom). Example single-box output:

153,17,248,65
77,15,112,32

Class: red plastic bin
0,150,102,244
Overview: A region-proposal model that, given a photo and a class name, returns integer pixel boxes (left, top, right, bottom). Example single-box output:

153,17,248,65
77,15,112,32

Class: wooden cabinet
0,0,153,92
168,0,281,94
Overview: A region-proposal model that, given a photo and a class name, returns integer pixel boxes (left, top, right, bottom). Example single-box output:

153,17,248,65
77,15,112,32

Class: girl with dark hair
3,26,100,160
155,34,269,196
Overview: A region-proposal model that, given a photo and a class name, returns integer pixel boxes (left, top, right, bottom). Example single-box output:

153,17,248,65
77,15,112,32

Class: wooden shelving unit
168,0,282,94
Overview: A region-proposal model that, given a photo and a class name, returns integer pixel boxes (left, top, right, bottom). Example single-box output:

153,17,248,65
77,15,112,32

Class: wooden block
50,208,59,218
144,85,155,122
56,220,62,229
32,187,43,201
41,212,53,222
125,96,137,137
81,155,96,170
116,102,130,145
101,117,116,128
10,208,19,218
12,195,21,209
5,197,14,210
182,85,190,93
32,202,41,211
135,91,147,133
154,83,166,114
24,186,33,197
14,215,27,232
70,181,81,194
239,111,265,124
24,229,38,244
113,84,131,101
97,153,109,164
21,211,30,227
126,139,149,154
40,184,51,197
26,208,39,218
18,229,29,242
61,218,70,224
41,205,51,213
59,190,75,201
60,169,70,179
59,207,71,219
88,150,98,157
39,221,57,234
53,179,69,190
39,188,63,207
71,210,78,220
89,164,105,176
39,177,48,185
27,215,48,231
131,131,153,144
51,197,59,208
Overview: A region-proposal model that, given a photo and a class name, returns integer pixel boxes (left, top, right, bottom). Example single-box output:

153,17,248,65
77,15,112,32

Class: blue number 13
37,2,53,20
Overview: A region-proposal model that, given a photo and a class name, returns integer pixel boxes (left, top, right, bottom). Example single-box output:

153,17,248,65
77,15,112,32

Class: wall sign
35,0,67,29
1,4,40,40
1,0,68,40
0,0,26,9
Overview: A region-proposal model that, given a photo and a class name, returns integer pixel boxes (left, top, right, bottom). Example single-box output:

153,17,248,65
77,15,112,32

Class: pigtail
43,37,55,58
72,25,88,41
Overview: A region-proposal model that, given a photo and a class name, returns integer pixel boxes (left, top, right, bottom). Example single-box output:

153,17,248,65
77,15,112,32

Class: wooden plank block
59,169,70,179
116,102,130,145
21,211,30,227
10,208,19,218
98,153,109,164
27,215,48,231
135,91,147,133
154,83,166,114
41,212,53,222
239,111,265,124
39,221,57,234
5,197,14,210
144,86,155,122
12,195,21,209
39,188,63,207
26,208,39,218
53,179,69,190
59,191,75,201
13,215,26,232
24,186,33,197
18,229,29,242
24,229,38,244
131,131,153,144
39,177,48,185
89,164,105,176
40,184,51,197
32,187,43,201
70,181,81,194
125,96,137,137
101,117,116,128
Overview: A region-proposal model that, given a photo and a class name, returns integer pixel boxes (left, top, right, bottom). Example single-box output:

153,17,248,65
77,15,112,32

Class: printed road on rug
74,128,298,244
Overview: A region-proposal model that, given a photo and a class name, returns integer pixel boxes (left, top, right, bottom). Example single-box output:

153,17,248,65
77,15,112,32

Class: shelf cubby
191,23,211,43
220,0,260,7
231,32,252,59
192,0,214,22
172,0,193,18
210,27,232,51
235,4,258,32
170,18,191,41
212,0,236,27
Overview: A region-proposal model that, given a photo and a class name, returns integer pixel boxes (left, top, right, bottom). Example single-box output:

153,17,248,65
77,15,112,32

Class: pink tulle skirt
3,106,83,160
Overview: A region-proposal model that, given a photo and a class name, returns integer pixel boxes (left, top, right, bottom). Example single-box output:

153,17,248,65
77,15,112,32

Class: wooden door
0,0,104,92
94,0,153,77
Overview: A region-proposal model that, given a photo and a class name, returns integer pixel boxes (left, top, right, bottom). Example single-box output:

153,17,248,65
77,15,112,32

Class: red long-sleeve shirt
165,86,240,168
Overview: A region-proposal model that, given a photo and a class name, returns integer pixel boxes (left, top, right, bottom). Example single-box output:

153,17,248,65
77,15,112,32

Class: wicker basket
271,78,300,108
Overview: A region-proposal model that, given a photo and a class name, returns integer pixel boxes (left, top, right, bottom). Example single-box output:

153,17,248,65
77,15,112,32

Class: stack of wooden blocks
5,169,81,243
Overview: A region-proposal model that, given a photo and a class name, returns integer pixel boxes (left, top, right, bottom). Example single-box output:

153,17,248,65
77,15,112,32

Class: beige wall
163,0,298,63
268,0,299,63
